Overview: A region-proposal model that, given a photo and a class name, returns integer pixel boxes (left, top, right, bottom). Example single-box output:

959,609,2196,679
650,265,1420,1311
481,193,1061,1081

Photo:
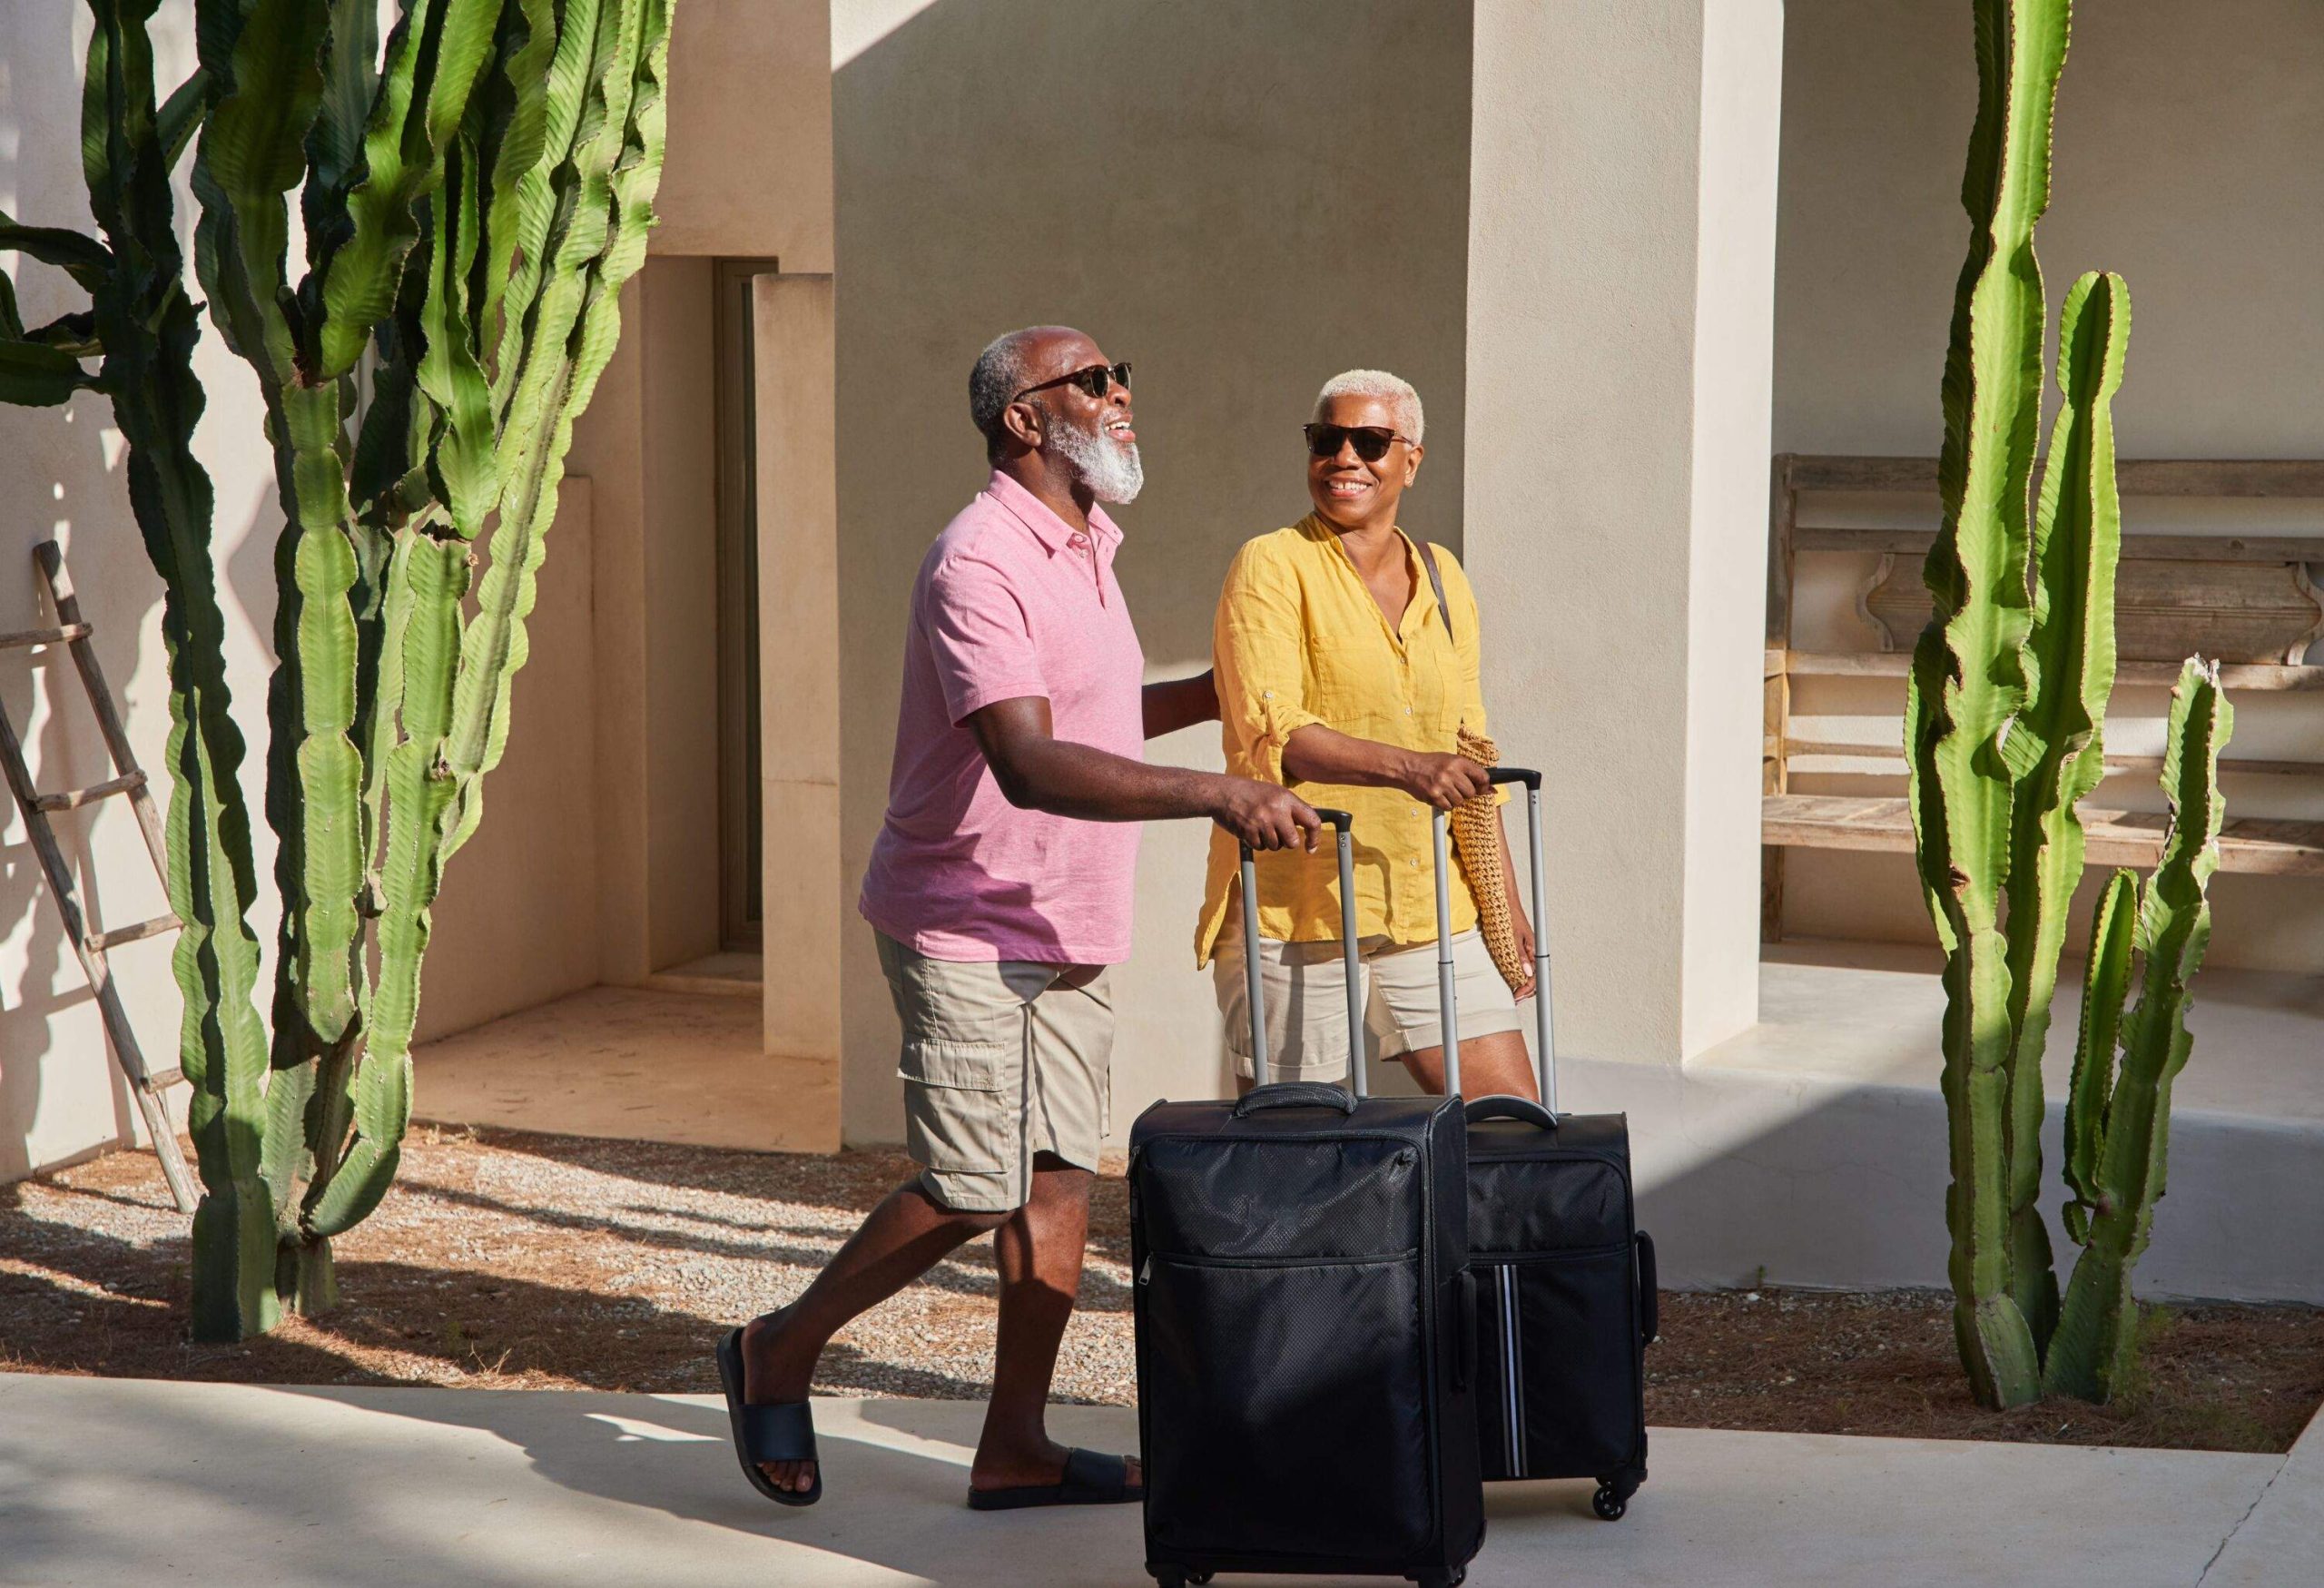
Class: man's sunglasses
1011,361,1133,403
1304,423,1413,463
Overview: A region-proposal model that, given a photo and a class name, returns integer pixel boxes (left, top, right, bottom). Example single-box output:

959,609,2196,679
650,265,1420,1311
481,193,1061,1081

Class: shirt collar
1297,512,1438,628
986,469,1124,556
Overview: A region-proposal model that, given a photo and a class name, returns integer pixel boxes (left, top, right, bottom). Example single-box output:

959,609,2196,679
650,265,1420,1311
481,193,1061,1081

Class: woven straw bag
1452,725,1529,993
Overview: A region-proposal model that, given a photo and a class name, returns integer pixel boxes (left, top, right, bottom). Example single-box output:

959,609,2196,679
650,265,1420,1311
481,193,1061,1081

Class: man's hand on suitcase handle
1213,778,1322,851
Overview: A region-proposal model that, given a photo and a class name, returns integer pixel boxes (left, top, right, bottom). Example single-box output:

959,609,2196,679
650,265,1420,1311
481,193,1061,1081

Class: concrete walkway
2,1375,2313,1587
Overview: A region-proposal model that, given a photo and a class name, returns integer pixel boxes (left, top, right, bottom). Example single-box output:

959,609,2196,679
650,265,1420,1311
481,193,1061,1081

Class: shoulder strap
1419,541,1453,646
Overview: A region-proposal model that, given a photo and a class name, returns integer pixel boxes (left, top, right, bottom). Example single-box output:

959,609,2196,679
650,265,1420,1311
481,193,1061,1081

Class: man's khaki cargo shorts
875,932,1112,1214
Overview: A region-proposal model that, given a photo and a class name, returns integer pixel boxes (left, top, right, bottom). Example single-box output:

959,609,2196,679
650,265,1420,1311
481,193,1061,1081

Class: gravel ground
0,1124,1134,1403
5,1127,2319,1452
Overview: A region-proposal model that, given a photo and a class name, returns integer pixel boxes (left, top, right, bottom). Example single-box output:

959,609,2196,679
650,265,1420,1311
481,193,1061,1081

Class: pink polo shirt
858,470,1147,964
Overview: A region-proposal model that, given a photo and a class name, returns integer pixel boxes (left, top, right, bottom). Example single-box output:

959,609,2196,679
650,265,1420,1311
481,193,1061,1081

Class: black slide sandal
717,1327,822,1507
966,1446,1143,1511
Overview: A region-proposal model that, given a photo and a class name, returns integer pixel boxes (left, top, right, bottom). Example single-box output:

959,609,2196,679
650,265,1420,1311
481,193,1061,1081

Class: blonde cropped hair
1313,369,1423,445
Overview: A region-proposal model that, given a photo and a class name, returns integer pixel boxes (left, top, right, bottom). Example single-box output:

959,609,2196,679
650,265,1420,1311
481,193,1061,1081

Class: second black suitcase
1432,769,1659,1519
1130,814,1484,1586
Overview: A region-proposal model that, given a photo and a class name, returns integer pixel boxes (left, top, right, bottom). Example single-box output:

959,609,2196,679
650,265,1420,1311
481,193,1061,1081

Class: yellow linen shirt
1196,515,1502,964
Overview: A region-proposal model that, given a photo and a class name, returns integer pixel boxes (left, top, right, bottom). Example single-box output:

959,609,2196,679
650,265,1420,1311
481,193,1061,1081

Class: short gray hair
1314,368,1423,445
969,329,1045,460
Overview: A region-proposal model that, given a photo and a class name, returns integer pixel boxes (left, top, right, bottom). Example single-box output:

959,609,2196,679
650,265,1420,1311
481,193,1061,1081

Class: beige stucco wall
1464,0,1782,1071
832,0,1473,1145
1771,0,2324,971
576,1,834,989
655,0,835,271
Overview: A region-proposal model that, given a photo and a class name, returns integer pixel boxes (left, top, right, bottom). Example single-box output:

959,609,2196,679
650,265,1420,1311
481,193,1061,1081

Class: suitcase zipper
1497,1264,1524,1475
1472,1239,1635,1263
1144,1247,1420,1271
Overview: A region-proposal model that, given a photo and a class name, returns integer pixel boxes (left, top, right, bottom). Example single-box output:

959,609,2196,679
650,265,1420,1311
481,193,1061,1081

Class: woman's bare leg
1399,1029,1537,1099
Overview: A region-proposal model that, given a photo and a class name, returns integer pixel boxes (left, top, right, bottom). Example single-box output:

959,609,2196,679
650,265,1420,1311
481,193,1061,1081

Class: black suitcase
1433,769,1658,1519
1130,813,1485,1587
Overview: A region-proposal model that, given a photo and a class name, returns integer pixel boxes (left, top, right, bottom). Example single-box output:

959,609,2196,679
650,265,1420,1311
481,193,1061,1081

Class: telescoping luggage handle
1430,766,1555,1118
1237,807,1366,1100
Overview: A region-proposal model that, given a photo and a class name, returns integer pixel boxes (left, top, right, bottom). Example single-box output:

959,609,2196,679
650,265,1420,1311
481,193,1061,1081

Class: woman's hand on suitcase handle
1213,777,1321,852
1397,750,1492,811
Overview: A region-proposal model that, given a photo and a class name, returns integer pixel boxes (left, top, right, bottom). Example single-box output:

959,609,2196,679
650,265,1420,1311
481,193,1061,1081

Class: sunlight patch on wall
832,0,942,69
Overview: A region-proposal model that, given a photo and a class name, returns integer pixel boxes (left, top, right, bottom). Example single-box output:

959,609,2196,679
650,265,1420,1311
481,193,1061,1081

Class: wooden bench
1761,454,2324,938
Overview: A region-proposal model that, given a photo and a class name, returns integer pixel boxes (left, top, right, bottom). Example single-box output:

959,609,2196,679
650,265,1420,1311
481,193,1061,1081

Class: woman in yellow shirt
1197,370,1539,1099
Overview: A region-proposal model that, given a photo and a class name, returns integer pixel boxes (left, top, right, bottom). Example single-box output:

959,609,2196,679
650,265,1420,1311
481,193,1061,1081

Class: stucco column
753,274,842,1077
1463,0,1783,1065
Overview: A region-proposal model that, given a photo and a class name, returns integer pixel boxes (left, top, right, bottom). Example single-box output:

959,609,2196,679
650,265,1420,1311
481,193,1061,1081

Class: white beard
1048,411,1146,505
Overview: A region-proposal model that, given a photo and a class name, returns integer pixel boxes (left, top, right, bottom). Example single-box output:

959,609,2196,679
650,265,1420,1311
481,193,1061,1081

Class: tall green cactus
1905,0,2085,1408
0,0,674,1337
2045,662,2232,1400
1911,0,2228,1409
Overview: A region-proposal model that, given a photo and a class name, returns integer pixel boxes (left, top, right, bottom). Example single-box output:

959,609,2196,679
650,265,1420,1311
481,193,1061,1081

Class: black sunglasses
1012,361,1132,404
1304,423,1413,463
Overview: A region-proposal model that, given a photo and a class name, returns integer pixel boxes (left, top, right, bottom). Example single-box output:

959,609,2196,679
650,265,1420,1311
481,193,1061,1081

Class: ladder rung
33,770,147,812
88,912,182,952
0,623,93,649
145,1066,183,1090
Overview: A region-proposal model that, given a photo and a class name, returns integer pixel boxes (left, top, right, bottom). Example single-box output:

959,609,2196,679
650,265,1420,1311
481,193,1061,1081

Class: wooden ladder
0,542,197,1213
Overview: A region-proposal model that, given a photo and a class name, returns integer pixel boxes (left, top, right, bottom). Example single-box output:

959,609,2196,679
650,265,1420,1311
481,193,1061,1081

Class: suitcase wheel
1406,1573,1464,1587
1591,1484,1628,1521
1147,1572,1208,1587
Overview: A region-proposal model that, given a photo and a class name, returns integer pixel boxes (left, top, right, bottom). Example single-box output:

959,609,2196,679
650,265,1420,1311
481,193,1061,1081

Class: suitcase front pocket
1139,1250,1437,1562
1477,1245,1642,1481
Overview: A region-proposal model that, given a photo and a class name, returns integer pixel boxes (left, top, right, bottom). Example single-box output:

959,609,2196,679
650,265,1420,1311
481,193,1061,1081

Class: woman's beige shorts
1211,914,1523,1083
875,932,1113,1214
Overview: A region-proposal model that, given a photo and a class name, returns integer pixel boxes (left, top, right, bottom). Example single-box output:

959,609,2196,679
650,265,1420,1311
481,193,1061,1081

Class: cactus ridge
1,0,675,1337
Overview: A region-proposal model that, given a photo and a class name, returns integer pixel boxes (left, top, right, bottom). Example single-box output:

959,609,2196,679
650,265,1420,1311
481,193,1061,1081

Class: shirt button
1068,533,1089,549
1404,705,1413,715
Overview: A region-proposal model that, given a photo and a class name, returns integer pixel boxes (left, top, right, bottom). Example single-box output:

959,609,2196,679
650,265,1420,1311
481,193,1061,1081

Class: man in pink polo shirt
720,327,1317,1513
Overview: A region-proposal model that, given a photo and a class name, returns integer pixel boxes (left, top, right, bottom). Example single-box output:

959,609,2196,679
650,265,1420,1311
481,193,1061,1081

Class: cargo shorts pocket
899,1039,1012,1174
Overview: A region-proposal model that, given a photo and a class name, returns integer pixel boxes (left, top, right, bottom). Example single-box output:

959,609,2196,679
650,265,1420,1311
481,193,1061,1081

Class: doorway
713,258,782,952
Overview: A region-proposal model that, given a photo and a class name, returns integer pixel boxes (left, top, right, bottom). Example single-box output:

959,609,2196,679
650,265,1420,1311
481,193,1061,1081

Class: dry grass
4,1127,2318,1454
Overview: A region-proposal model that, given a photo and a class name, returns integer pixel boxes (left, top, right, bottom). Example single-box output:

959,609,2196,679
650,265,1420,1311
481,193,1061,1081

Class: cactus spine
0,0,673,1337
2045,662,2232,1400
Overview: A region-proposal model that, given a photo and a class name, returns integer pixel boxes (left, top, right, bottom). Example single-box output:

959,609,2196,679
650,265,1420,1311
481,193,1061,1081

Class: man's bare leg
1399,1029,1537,1099
743,1178,1009,1494
969,1154,1140,1493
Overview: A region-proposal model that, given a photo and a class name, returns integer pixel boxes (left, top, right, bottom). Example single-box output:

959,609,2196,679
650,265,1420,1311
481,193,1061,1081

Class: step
33,770,147,813
87,913,181,952
0,622,91,649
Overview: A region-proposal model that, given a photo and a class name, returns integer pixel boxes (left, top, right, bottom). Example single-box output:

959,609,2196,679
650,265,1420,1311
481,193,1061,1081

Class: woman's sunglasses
1012,361,1133,403
1304,423,1413,463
